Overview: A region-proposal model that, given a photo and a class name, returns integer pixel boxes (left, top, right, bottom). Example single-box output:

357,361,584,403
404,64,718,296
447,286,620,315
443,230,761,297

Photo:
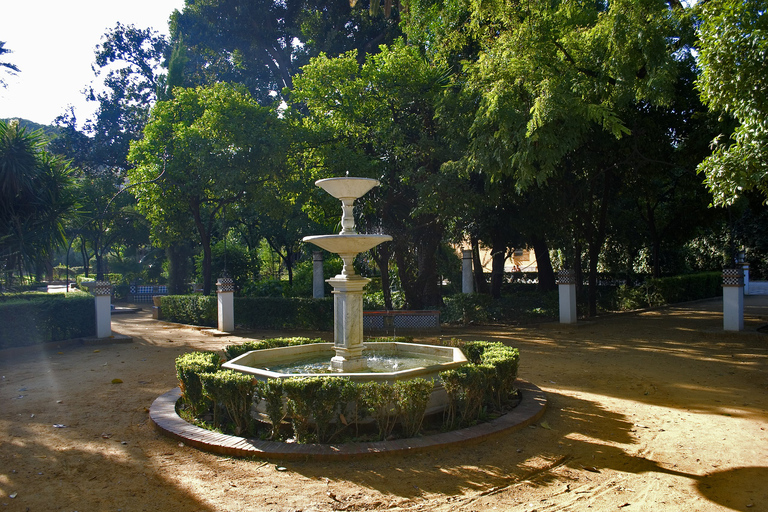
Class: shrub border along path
150,380,546,460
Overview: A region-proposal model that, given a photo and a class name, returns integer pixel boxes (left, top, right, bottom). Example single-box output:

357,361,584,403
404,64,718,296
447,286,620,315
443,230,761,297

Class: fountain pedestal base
328,274,370,372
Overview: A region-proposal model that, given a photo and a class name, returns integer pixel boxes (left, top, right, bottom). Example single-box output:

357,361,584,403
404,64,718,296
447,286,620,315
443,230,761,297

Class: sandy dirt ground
1,296,768,512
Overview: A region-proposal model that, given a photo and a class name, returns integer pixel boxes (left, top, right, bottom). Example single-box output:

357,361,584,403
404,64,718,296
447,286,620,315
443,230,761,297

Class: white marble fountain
222,177,466,412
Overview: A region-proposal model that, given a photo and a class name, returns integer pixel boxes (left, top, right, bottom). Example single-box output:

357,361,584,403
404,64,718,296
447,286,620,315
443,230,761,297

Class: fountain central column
328,272,370,372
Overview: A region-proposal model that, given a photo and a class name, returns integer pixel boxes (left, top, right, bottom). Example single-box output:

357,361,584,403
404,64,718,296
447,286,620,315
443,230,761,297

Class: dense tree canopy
128,83,287,294
696,0,768,205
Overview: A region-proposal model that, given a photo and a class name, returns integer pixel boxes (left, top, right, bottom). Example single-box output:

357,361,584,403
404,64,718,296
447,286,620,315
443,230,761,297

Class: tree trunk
490,242,506,299
531,236,556,292
166,243,192,295
190,200,213,295
373,244,393,310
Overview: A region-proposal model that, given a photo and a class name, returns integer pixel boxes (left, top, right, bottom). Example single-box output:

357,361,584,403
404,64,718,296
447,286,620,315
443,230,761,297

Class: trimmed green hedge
160,295,217,326
159,295,334,330
0,293,95,349
611,272,722,310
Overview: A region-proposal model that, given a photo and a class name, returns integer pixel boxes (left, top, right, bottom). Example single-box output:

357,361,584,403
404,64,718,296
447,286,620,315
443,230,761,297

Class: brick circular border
149,380,547,460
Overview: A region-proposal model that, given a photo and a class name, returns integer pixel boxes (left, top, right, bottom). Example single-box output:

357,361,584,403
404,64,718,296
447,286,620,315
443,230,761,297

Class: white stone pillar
742,263,750,295
93,281,112,338
723,268,744,331
217,276,235,333
557,269,578,324
462,249,473,294
327,275,370,372
313,251,324,298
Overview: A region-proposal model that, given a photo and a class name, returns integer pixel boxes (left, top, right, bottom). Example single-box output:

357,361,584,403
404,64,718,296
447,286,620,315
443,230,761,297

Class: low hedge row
159,295,334,330
611,271,722,310
0,293,95,349
175,338,521,443
440,340,520,427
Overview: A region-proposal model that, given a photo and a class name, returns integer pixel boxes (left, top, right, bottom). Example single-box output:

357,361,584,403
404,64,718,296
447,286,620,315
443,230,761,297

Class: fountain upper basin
316,177,380,200
302,234,392,255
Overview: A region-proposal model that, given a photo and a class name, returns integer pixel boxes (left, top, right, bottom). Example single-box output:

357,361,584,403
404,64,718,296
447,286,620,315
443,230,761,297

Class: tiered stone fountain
223,177,466,407
302,177,393,371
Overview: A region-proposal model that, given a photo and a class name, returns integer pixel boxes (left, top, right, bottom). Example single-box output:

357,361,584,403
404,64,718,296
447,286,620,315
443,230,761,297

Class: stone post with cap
313,251,324,298
722,268,744,331
557,269,578,324
462,249,473,294
93,280,112,338
217,275,235,332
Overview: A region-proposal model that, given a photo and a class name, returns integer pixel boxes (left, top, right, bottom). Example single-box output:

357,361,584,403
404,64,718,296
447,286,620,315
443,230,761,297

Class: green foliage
440,341,520,426
610,272,722,310
0,293,95,349
128,82,286,295
696,0,768,205
282,377,354,443
194,240,255,291
1,120,76,288
233,297,333,330
358,381,398,440
255,379,285,440
480,346,520,410
441,288,559,325
199,369,256,436
175,351,221,416
160,295,217,327
223,337,325,360
393,379,433,438
159,295,333,330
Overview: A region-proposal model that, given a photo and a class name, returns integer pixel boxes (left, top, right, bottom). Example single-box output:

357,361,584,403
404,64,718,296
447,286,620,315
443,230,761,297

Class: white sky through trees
0,0,184,127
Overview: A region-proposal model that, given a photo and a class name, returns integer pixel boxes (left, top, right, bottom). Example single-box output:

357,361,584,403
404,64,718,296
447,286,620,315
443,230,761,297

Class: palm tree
0,41,20,88
0,120,76,288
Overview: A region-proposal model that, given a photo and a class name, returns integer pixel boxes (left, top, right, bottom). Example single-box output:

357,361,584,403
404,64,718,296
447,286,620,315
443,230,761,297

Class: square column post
722,268,744,331
462,249,474,294
217,276,235,333
327,275,370,372
742,263,750,295
557,269,578,324
93,281,112,338
313,251,325,298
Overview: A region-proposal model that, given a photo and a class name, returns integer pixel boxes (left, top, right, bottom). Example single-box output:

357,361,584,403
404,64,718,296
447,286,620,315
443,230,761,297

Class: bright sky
0,0,186,127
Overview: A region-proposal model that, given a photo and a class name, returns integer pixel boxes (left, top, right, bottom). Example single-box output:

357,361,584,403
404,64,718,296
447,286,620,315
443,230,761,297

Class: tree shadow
695,466,768,511
0,422,215,511
284,391,693,500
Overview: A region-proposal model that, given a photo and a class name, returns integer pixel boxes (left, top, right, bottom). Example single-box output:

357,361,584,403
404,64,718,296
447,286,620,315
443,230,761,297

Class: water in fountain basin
264,349,451,374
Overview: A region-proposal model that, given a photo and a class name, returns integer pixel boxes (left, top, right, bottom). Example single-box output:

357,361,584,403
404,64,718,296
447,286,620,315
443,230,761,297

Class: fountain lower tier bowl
302,234,393,255
222,342,467,415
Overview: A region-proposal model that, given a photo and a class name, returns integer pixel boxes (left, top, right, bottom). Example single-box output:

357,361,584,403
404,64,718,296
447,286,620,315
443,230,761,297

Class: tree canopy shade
695,0,768,205
127,83,287,295
404,0,688,188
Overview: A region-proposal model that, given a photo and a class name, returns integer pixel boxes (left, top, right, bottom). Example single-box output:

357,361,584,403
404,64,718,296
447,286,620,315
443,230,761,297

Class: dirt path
1,297,767,511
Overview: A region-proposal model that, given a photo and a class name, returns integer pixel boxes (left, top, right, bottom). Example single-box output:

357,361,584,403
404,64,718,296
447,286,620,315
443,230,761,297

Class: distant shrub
611,272,722,310
160,295,217,327
0,293,95,349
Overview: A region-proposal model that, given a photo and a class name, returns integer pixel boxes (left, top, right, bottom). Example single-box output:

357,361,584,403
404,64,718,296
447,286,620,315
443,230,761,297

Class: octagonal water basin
222,342,468,415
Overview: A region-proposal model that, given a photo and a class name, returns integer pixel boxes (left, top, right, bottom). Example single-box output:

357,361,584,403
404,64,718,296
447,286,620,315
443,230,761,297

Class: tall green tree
695,0,768,205
170,0,402,103
292,41,458,308
128,83,287,294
